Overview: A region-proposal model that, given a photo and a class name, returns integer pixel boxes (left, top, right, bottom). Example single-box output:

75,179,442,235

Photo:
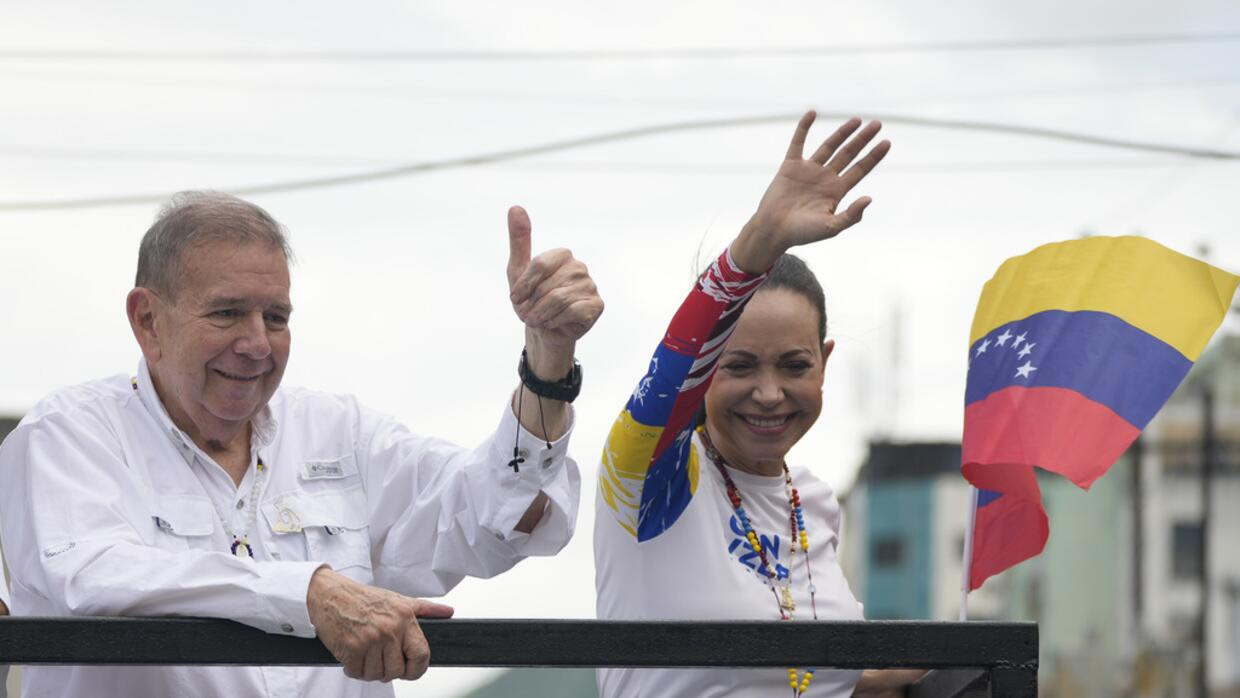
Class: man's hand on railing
852,668,928,697
306,568,454,682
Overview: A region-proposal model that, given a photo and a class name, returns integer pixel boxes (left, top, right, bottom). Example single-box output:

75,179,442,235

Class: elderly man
0,192,602,697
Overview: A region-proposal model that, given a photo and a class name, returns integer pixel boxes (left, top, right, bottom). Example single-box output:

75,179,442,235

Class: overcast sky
2,2,1239,695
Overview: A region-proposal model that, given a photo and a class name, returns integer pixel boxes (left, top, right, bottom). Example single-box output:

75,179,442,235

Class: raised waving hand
732,112,891,273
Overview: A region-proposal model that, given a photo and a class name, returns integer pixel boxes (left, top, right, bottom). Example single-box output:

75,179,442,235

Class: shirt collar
134,358,279,453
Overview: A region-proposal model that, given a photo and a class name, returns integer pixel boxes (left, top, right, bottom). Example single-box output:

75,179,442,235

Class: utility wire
2,32,1239,62
4,63,1239,109
499,158,1239,175
0,145,1230,173
2,111,1238,212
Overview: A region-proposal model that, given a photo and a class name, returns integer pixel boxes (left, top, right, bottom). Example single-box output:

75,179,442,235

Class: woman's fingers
808,116,863,165
784,110,817,160
840,139,893,190
823,196,873,238
824,120,883,174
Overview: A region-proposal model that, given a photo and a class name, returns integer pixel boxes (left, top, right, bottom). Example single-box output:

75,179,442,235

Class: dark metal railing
0,618,1037,697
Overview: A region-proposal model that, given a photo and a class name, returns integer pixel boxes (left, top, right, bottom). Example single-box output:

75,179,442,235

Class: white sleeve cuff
486,402,575,536
253,561,325,637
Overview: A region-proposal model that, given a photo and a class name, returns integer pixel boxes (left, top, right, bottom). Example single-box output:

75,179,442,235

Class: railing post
988,666,1038,697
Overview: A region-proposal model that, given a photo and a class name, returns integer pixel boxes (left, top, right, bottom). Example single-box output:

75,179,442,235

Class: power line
2,111,1238,212
0,145,389,168
0,145,1228,173
4,63,1239,109
2,32,1239,62
500,158,1239,175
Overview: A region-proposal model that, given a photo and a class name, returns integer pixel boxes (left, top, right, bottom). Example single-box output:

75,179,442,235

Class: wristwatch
518,349,582,403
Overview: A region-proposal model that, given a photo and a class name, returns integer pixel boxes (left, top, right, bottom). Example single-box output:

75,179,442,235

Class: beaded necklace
132,378,266,559
700,428,818,697
207,457,266,558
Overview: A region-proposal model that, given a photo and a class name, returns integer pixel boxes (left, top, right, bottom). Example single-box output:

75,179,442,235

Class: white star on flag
996,329,1013,346
1012,332,1027,349
1015,361,1037,378
1017,342,1036,359
975,338,991,356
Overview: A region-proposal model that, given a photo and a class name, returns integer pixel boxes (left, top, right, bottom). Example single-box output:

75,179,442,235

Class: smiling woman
593,112,922,697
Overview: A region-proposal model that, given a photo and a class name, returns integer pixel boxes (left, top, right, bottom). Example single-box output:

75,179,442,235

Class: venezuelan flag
963,235,1238,591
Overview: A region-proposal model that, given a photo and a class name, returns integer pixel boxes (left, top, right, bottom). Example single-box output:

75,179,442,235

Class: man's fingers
808,117,863,165
507,205,533,291
840,139,892,190
361,644,385,682
510,248,572,306
542,296,605,333
824,120,882,174
413,599,455,618
516,261,589,323
382,636,405,683
784,110,816,160
401,622,433,681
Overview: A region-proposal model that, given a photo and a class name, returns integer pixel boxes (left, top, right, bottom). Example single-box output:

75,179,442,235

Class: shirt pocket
150,494,215,551
262,485,374,584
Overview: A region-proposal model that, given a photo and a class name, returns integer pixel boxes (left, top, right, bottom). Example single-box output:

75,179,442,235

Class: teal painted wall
865,481,933,619
1004,458,1128,694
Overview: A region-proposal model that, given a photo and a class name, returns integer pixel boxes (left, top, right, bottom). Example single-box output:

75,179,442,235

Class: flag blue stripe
637,431,694,541
965,309,1191,429
977,488,1002,507
626,344,694,427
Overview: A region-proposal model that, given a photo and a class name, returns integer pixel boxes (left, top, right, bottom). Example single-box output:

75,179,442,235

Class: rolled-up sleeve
0,413,323,638
364,402,580,597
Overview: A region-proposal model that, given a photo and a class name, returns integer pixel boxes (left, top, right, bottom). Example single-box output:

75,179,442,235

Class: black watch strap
518,349,582,403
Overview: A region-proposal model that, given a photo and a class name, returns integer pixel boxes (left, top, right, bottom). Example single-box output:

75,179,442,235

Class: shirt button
280,623,294,633
494,531,505,541
235,499,245,510
270,552,282,559
541,457,554,469
516,448,530,460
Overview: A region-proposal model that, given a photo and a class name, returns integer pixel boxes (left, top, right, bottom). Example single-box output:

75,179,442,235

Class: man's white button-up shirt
0,360,580,697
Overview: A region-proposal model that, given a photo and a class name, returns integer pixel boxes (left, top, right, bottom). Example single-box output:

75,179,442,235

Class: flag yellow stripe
970,236,1240,361
598,411,700,537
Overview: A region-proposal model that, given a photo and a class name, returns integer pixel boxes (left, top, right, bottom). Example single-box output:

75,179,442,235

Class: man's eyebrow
204,297,294,314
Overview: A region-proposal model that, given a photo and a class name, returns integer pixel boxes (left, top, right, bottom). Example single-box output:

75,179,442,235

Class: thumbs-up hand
506,206,603,381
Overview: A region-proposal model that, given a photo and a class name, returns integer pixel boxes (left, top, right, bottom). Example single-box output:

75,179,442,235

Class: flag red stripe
963,385,1140,490
968,484,1048,590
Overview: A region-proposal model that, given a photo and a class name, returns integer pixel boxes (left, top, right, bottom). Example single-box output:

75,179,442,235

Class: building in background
841,334,1240,697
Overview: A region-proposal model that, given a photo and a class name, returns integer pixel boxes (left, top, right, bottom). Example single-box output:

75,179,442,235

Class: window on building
872,535,905,569
1172,522,1203,580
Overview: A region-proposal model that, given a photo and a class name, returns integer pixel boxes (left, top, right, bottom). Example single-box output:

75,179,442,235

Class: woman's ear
822,338,836,366
127,288,163,364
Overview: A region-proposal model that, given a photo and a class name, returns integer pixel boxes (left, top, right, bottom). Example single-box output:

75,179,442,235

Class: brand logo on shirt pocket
300,457,357,481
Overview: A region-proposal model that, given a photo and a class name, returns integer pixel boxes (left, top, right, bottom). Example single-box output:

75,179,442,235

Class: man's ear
127,288,163,364
822,338,836,366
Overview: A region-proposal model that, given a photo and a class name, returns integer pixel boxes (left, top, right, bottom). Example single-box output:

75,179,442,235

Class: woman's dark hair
694,253,827,427
763,253,827,343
